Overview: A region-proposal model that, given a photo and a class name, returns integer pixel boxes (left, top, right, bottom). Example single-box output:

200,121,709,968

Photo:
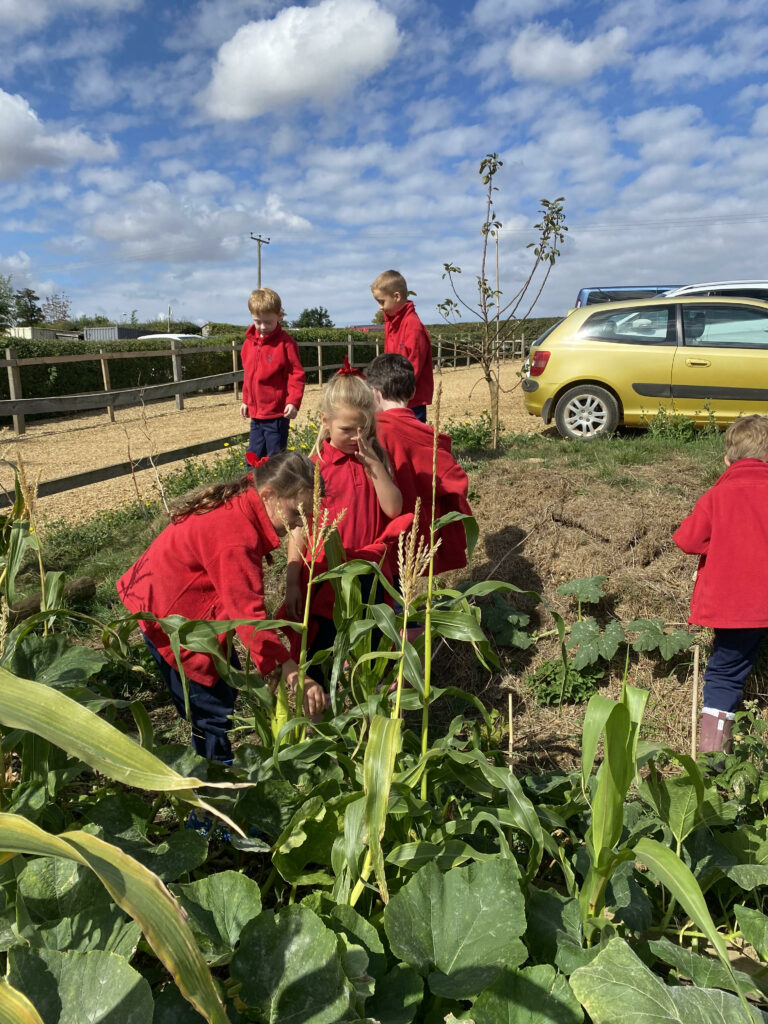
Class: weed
526,656,605,705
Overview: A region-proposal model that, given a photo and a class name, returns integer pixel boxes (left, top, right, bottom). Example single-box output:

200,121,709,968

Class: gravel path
0,361,542,524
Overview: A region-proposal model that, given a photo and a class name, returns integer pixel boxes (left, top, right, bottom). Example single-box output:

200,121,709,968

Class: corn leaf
0,978,44,1024
0,814,230,1024
363,715,402,903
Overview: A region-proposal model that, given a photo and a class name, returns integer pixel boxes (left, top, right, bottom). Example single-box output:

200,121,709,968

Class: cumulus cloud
507,23,629,83
0,89,118,180
0,0,140,38
199,0,399,120
81,180,310,264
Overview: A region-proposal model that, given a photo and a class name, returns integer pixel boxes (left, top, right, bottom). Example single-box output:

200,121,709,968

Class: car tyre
554,385,619,440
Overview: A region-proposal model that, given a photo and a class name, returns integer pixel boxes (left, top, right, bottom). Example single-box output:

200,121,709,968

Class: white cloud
78,166,136,193
754,105,768,134
80,180,311,264
0,0,140,38
0,89,118,180
199,0,400,120
472,0,569,28
508,23,629,83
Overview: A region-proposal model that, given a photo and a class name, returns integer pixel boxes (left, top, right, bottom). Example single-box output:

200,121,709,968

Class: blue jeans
141,631,237,761
702,627,766,713
249,417,290,458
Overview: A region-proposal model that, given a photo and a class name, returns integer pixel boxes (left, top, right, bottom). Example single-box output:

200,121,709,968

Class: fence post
347,333,353,367
375,338,381,357
5,348,25,436
170,339,184,411
100,348,115,423
466,335,470,367
436,336,443,373
453,339,457,368
316,342,323,385
232,342,239,400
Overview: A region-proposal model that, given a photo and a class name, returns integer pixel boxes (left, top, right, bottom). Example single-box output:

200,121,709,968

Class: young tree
0,274,16,331
438,153,567,448
372,309,385,325
293,306,334,328
14,288,43,327
40,292,72,326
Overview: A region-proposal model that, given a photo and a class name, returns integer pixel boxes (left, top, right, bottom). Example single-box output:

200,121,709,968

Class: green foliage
14,289,42,327
293,306,334,328
526,657,605,705
1,458,768,1021
444,409,496,450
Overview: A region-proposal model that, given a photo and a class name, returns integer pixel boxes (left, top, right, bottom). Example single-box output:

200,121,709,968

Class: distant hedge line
0,318,559,409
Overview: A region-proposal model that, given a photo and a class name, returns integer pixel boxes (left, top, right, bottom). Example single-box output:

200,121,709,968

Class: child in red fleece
240,287,305,457
371,270,433,423
118,451,325,762
366,352,473,576
674,415,768,754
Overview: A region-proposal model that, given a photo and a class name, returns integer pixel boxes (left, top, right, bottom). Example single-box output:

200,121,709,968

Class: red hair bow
338,355,366,378
246,452,269,467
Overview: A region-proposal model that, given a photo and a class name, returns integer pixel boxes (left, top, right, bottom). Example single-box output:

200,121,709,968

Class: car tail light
529,350,551,376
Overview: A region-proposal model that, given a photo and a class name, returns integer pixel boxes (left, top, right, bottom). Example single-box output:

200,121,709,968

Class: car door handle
685,358,711,367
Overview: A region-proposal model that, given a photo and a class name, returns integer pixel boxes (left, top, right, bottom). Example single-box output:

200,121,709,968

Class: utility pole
250,233,271,288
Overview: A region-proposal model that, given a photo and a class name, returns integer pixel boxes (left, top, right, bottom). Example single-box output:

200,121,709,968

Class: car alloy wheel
554,385,619,440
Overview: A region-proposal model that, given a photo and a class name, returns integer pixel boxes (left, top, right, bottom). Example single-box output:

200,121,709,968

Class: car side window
578,305,675,345
682,305,768,348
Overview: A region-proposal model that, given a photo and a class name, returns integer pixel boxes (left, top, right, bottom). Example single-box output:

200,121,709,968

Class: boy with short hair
240,287,306,457
366,352,472,574
674,414,768,754
371,270,433,422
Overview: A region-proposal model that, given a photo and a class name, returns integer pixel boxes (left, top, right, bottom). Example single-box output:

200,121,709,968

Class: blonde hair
248,287,284,317
371,269,407,298
312,372,388,465
171,450,315,523
724,415,768,462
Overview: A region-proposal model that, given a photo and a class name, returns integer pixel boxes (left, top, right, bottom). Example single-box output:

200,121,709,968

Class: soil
0,361,539,525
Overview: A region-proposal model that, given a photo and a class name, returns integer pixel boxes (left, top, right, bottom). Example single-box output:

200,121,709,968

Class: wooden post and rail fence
0,333,527,507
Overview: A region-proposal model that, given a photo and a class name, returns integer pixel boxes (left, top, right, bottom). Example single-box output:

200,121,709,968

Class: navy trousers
141,631,236,762
702,627,766,713
249,417,290,458
411,405,427,423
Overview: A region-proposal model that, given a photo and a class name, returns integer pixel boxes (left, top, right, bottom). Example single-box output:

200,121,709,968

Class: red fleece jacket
240,323,305,419
377,407,472,573
673,458,768,628
384,301,433,408
117,487,288,686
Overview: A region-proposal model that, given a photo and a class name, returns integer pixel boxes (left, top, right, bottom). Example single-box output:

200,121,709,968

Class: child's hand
355,429,381,475
304,681,330,722
284,404,299,419
240,402,249,419
286,580,303,620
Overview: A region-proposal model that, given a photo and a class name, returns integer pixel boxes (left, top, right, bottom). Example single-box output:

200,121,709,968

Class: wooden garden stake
690,644,700,758
508,691,514,763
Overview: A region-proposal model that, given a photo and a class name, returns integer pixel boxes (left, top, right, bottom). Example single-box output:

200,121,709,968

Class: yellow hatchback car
522,296,768,439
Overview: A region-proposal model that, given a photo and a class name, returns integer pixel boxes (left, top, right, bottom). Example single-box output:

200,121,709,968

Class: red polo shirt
313,440,389,551
117,487,288,686
673,458,768,628
377,407,472,573
384,301,433,408
240,323,306,419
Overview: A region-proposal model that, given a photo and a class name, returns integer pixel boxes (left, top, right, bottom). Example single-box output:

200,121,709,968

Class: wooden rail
0,434,248,509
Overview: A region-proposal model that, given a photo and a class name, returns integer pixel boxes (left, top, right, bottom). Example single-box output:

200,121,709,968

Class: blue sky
1,0,768,328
